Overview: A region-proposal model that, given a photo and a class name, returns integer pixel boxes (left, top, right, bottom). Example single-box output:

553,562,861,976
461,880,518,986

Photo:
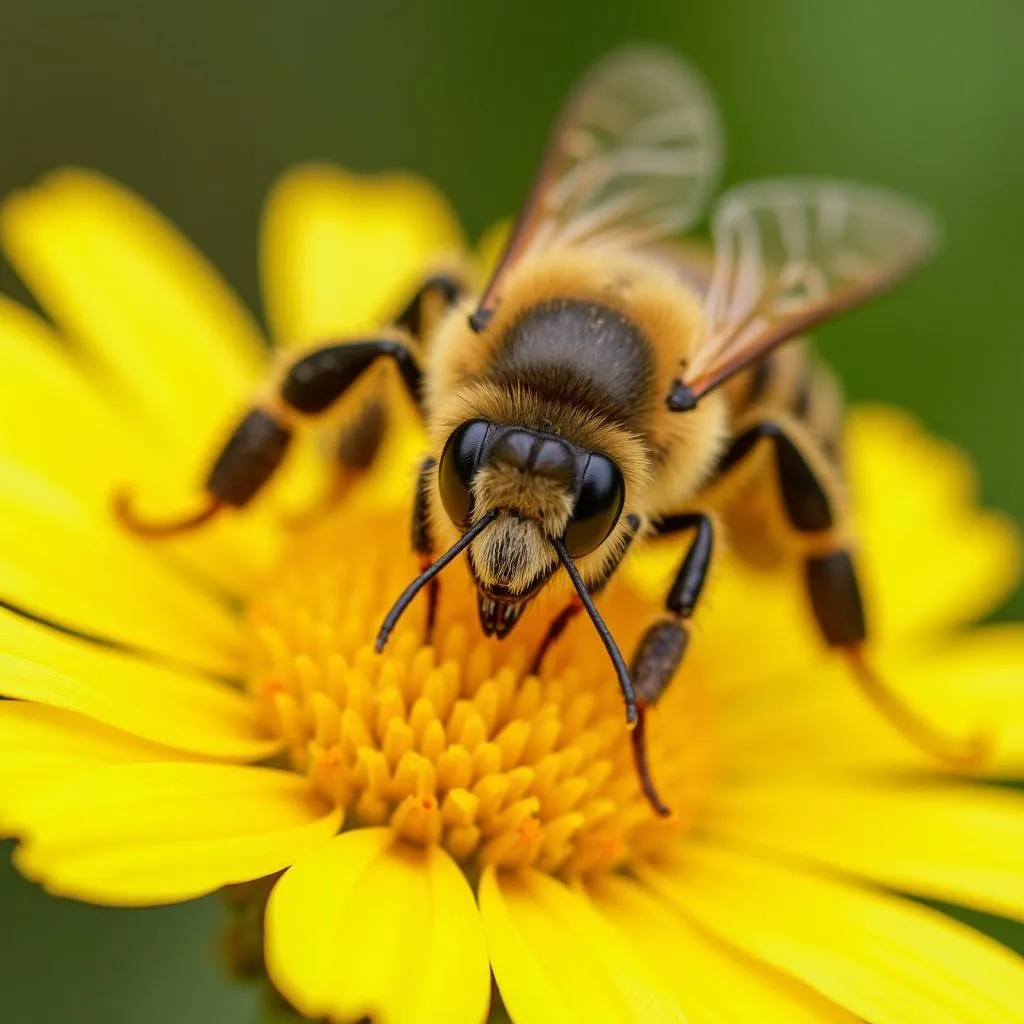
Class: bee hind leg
721,416,988,767
806,545,989,767
114,406,292,537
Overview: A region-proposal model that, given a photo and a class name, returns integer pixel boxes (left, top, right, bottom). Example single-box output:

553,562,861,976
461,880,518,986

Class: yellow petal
589,874,858,1024
260,164,462,515
0,237,281,597
0,701,205,807
261,163,465,343
708,779,1024,921
0,607,277,761
0,455,243,676
1,169,265,456
0,700,195,761
266,829,489,1024
850,405,1021,635
479,867,683,1024
7,762,339,905
641,841,1024,1024
0,296,144,504
720,624,1024,779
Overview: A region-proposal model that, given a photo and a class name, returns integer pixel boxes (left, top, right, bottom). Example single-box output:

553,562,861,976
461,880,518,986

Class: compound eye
563,454,625,557
438,420,489,527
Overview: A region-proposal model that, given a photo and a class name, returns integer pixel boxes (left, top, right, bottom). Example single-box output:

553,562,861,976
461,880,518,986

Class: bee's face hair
434,418,629,637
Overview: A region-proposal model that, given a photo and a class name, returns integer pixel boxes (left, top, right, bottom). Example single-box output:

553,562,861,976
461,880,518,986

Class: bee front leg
117,271,466,539
629,512,714,816
116,333,426,538
631,513,714,702
411,455,441,640
333,273,467,483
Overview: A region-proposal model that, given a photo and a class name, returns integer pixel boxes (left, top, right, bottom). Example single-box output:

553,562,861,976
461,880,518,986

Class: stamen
843,646,991,767
113,490,223,537
248,503,704,876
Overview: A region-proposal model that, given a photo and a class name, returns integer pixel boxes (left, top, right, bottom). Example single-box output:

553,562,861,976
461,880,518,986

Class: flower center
246,503,717,877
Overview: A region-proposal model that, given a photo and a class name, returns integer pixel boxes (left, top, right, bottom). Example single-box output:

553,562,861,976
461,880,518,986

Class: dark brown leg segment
118,272,463,539
630,513,713,704
628,512,715,817
715,420,833,533
805,549,866,646
335,274,464,479
393,273,465,339
115,408,293,536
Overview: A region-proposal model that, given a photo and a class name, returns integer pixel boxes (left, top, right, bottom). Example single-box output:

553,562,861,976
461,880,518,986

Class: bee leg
715,420,833,533
392,272,466,339
333,273,467,487
117,333,425,537
629,512,715,817
531,514,641,675
114,406,293,537
806,545,988,766
118,272,466,539
411,455,441,640
722,419,986,765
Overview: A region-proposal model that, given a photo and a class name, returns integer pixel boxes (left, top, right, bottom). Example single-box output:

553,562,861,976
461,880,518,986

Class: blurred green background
1,0,1022,1019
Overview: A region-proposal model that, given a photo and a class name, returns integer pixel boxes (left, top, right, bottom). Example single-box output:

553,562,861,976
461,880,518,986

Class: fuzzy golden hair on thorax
425,246,706,406
422,244,730,520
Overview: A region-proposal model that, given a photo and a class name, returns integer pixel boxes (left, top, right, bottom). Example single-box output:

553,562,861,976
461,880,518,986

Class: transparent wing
683,180,937,397
645,239,715,298
473,47,722,327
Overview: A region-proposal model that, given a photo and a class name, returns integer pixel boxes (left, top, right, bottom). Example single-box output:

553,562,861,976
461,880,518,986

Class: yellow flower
0,165,1023,1024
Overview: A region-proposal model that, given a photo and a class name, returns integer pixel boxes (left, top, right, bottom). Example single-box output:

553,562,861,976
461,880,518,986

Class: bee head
438,419,625,637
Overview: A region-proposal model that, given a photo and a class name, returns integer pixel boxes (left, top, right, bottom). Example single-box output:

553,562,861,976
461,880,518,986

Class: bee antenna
551,536,638,727
375,509,500,653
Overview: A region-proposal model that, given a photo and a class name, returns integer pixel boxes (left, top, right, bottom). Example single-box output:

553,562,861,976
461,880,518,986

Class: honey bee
120,47,984,814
